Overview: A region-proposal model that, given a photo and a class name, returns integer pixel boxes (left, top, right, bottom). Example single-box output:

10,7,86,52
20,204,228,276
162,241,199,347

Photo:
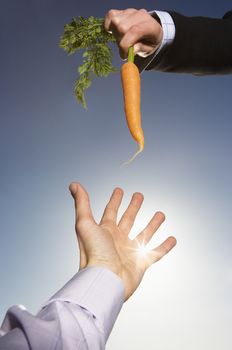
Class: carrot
121,46,144,165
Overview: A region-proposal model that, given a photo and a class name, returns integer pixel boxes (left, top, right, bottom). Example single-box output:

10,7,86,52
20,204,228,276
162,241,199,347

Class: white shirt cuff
153,11,175,53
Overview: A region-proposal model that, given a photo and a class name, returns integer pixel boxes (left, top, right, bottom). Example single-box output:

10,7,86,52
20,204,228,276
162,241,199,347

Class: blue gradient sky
1,1,232,349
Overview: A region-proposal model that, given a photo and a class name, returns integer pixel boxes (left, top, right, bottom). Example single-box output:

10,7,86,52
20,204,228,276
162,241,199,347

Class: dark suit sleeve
135,10,232,75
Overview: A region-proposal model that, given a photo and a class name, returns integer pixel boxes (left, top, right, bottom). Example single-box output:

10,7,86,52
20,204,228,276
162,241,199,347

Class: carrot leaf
60,16,117,109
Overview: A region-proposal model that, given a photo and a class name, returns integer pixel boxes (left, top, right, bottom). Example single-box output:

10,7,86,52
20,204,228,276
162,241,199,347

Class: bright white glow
137,244,150,257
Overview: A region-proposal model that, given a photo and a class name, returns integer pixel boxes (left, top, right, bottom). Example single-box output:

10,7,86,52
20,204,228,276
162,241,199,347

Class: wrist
136,13,163,58
136,11,176,72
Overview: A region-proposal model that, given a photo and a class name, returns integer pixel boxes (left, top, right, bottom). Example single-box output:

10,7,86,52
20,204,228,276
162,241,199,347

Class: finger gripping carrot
121,47,144,165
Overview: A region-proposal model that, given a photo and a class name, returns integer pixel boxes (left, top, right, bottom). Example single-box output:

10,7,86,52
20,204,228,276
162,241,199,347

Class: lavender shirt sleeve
0,267,125,350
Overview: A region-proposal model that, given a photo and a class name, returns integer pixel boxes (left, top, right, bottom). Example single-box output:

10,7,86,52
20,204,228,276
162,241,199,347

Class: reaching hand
104,8,163,59
69,183,176,301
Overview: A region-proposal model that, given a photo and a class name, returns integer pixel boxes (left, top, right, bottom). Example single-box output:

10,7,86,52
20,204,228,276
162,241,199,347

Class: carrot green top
60,16,116,109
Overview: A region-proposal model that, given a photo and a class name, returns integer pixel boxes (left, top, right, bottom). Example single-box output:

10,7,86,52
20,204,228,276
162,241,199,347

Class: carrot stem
128,46,134,63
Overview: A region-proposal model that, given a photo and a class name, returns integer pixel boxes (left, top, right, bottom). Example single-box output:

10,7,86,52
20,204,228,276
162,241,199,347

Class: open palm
69,183,176,301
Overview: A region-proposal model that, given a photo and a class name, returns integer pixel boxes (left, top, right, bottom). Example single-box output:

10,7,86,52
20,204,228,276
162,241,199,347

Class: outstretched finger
118,192,144,233
69,182,95,223
150,236,177,264
136,211,165,245
100,187,124,224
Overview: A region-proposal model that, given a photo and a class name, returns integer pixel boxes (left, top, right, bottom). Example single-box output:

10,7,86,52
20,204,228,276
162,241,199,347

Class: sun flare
136,243,150,257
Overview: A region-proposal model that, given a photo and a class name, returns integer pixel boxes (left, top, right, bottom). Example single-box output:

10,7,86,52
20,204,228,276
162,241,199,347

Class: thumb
69,182,95,222
69,182,78,198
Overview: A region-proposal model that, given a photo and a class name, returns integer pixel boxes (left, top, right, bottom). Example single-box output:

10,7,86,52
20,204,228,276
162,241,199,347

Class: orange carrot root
121,47,144,165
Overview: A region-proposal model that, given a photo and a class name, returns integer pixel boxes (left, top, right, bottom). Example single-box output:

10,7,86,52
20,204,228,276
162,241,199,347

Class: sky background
0,0,232,349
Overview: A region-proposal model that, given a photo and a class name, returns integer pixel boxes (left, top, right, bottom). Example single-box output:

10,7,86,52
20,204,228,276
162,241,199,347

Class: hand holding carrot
105,9,163,163
61,10,161,163
104,8,163,59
